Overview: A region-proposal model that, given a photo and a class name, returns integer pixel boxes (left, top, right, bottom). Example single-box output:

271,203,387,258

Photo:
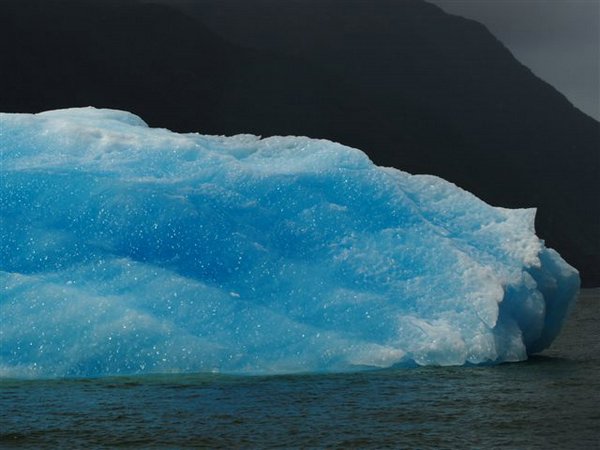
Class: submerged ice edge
0,108,580,378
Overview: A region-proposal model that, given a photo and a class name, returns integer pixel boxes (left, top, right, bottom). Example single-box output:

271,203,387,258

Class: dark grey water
1,290,598,449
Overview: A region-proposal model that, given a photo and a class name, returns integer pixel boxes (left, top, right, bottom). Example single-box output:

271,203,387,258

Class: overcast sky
429,0,600,120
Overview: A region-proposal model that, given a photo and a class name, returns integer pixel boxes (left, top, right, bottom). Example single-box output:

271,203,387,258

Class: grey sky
429,0,600,120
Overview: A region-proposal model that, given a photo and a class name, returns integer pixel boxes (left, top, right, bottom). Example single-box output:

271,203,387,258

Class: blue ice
0,108,579,378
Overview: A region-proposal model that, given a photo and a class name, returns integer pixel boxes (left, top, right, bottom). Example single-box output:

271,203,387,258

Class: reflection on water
1,290,598,449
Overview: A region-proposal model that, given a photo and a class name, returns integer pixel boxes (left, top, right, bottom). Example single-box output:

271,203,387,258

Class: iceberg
0,108,579,378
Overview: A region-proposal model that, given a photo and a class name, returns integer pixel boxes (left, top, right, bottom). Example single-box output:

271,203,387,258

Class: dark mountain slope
1,0,598,285
0,0,360,136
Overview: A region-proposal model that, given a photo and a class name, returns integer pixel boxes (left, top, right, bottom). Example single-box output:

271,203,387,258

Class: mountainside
1,0,598,285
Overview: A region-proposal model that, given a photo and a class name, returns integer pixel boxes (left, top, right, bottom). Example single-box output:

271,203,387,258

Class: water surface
1,290,598,449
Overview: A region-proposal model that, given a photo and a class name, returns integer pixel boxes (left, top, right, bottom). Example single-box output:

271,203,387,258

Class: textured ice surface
0,108,580,378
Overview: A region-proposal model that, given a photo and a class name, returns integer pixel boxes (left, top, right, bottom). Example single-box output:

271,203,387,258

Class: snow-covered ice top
0,108,579,378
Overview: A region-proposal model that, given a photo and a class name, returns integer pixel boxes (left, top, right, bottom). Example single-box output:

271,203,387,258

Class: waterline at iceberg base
0,108,579,378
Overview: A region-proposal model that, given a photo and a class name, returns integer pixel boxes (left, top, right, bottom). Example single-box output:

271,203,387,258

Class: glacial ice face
0,108,579,378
